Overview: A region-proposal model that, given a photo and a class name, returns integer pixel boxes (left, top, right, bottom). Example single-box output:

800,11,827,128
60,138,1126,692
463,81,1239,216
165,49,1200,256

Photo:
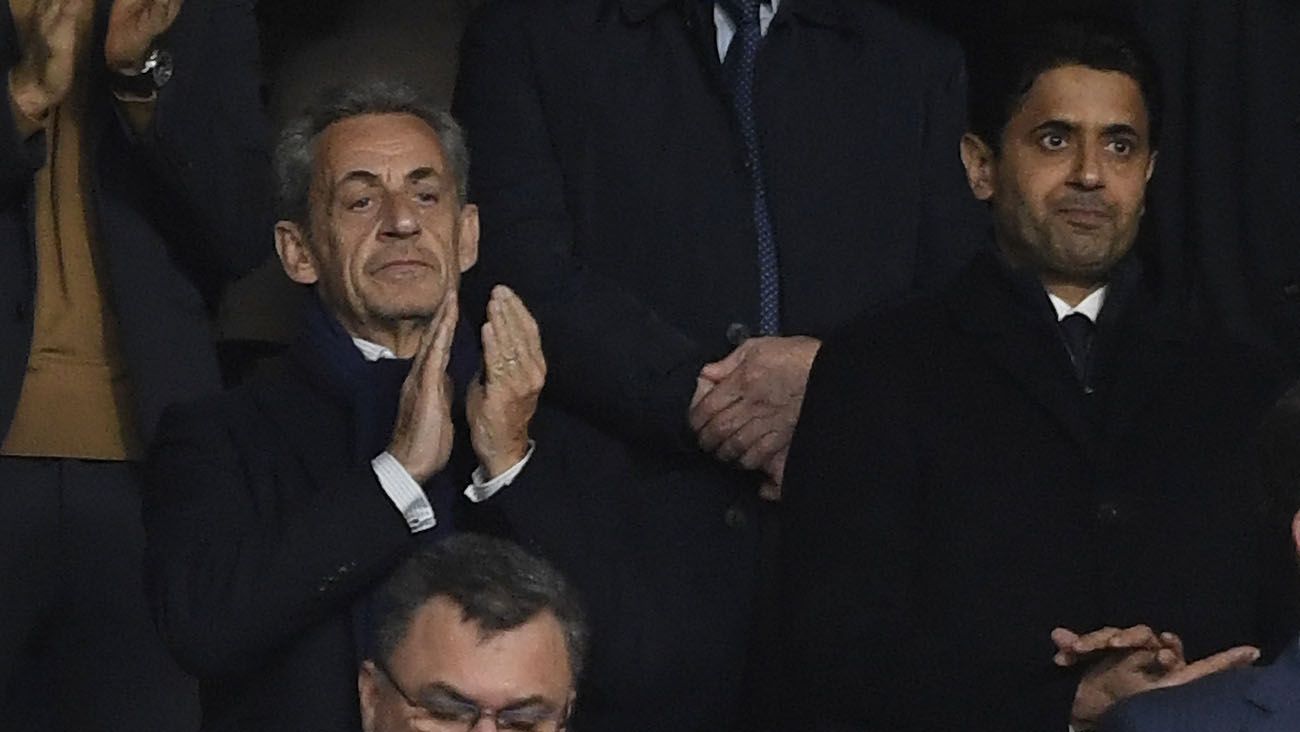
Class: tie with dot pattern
720,0,780,335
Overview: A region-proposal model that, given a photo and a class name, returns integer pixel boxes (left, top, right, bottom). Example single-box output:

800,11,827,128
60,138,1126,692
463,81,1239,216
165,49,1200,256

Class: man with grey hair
359,533,586,732
143,81,566,732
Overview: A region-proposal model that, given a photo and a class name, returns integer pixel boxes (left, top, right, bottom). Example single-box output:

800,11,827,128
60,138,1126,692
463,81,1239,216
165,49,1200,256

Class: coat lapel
946,253,1096,454
1087,263,1192,451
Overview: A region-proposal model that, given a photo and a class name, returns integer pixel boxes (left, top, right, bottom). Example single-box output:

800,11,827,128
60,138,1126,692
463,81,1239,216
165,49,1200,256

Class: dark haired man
359,533,585,732
144,83,564,732
777,16,1296,732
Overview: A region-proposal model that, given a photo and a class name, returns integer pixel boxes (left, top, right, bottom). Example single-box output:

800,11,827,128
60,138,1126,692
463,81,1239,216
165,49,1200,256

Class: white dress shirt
1048,286,1108,323
714,0,779,60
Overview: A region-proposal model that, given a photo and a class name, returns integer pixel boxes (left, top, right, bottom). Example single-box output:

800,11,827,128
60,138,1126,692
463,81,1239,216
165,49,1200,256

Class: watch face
150,49,175,88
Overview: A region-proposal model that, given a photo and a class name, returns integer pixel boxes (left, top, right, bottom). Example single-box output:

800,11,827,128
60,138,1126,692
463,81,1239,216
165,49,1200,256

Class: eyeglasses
371,656,572,732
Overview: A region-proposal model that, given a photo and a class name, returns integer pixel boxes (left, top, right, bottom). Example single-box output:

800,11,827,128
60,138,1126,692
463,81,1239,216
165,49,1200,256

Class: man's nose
1068,142,1104,189
378,193,421,239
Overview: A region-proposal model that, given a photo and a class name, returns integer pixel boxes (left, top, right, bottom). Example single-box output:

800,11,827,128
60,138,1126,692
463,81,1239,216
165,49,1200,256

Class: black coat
452,1,985,728
0,0,272,444
778,249,1298,731
142,343,576,732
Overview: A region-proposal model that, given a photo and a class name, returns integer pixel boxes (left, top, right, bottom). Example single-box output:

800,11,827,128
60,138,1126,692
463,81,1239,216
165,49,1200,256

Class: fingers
482,285,545,385
1076,625,1158,654
695,396,758,452
1105,625,1161,652
691,377,715,410
764,448,787,484
1157,646,1259,688
1051,625,1161,667
688,375,743,434
1051,627,1083,666
700,345,746,383
415,291,457,389
729,423,785,469
713,413,771,463
1159,632,1184,661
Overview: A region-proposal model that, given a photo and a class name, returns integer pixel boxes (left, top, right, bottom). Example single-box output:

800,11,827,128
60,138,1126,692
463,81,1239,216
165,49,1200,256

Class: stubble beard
996,198,1134,287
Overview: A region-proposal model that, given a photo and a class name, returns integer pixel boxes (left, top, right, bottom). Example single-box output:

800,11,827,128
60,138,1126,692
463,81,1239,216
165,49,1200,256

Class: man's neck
347,319,430,360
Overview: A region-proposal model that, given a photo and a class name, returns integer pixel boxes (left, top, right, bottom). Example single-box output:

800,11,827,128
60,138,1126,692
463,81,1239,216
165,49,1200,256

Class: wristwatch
109,48,174,100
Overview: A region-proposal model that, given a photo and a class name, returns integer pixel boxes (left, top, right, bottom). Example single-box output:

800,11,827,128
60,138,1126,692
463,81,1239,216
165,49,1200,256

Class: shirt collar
621,0,842,29
1047,286,1108,323
352,337,399,362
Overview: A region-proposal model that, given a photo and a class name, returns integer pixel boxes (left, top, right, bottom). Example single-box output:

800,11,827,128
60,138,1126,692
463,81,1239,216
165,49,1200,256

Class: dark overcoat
779,249,1298,731
452,1,986,728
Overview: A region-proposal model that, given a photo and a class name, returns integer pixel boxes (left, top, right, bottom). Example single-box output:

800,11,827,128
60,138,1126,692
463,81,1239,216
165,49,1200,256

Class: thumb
1158,646,1258,688
701,346,746,382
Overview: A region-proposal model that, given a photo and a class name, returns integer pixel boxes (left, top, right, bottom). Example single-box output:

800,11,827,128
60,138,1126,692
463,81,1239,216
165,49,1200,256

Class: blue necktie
720,0,781,335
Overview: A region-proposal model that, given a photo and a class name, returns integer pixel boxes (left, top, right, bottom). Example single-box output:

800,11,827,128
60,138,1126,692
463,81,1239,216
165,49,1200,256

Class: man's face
359,596,575,732
275,113,479,340
962,65,1156,287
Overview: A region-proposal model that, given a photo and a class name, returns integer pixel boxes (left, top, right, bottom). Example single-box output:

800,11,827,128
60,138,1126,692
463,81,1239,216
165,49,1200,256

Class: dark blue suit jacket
1101,640,1300,732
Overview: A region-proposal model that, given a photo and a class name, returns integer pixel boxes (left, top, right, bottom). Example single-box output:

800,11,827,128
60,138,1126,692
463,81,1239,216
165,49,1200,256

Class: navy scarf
293,296,482,661
292,294,480,469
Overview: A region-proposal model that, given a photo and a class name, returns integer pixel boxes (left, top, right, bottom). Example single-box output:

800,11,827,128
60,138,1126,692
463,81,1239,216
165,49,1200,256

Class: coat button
14,300,28,321
726,322,751,346
1095,501,1122,525
723,504,748,529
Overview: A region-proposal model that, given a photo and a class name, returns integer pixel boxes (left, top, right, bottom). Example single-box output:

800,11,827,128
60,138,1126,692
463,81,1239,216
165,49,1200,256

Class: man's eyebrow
408,167,441,183
336,170,381,186
1030,119,1078,136
417,681,476,706
416,683,554,713
333,168,443,190
1101,123,1141,138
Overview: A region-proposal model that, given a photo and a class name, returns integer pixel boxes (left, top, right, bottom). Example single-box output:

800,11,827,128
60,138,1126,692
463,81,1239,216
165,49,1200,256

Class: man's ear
275,220,320,285
1290,509,1300,560
358,660,381,732
1145,149,1158,183
960,133,997,202
456,203,480,273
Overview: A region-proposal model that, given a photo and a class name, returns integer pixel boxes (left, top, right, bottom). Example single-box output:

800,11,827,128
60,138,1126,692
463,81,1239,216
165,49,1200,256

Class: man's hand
1051,625,1179,669
1052,625,1259,729
466,286,545,478
688,335,820,498
104,0,182,72
387,293,459,484
9,0,85,124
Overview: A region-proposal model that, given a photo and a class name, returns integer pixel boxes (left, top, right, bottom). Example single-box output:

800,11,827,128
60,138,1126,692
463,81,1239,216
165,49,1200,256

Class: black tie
718,0,781,335
1059,313,1095,380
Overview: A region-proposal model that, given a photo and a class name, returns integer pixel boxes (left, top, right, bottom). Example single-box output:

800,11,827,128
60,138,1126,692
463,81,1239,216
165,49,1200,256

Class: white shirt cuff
371,452,436,533
464,440,535,503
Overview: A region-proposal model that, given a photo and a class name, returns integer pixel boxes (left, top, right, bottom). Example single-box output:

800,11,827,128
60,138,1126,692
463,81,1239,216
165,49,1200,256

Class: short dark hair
367,534,588,682
273,80,470,224
967,14,1162,153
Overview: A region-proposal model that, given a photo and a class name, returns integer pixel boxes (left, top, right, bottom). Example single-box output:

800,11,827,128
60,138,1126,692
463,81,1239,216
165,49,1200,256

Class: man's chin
365,289,447,323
